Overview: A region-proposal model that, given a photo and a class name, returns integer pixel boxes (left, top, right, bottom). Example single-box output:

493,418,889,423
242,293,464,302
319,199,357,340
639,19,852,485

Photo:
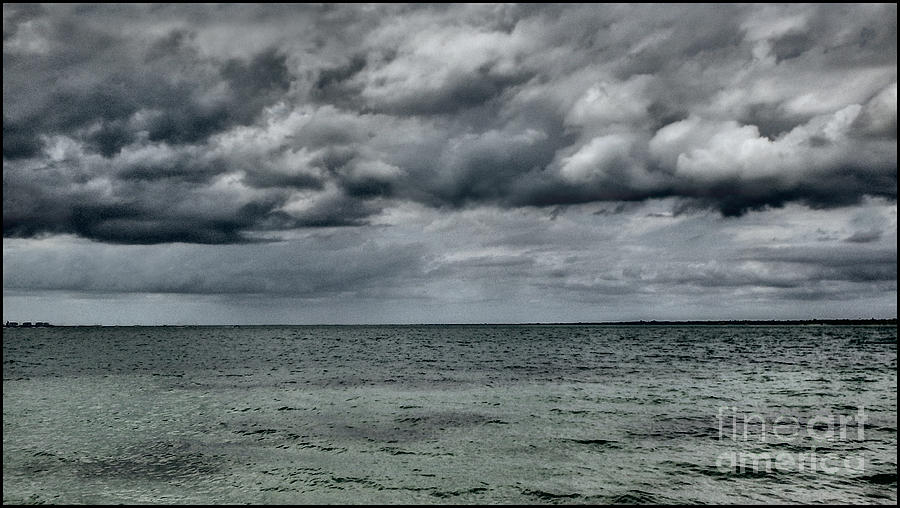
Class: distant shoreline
4,318,897,327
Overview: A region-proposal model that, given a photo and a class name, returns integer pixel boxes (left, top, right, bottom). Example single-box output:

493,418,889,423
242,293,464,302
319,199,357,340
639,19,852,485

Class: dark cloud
741,245,896,270
2,118,43,159
3,4,897,245
844,228,883,243
2,234,429,297
3,7,292,156
310,54,368,109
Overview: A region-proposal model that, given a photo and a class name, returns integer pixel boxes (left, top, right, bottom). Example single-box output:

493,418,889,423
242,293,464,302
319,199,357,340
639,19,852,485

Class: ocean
2,324,896,504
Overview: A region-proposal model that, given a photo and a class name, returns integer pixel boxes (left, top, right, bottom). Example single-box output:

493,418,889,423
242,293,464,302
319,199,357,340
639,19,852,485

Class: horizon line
4,318,897,327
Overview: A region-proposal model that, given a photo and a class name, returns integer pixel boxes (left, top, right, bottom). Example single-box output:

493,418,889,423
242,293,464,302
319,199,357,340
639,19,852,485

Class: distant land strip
4,319,896,327
563,318,897,326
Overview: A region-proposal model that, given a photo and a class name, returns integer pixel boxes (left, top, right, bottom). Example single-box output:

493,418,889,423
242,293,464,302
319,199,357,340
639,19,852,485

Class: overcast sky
3,3,896,324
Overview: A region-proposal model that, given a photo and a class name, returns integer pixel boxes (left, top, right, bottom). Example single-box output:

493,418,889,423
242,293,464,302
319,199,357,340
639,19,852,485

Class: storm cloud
3,3,896,244
2,4,896,324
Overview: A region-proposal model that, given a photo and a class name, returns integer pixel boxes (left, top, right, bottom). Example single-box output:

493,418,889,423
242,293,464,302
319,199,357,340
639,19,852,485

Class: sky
2,3,897,325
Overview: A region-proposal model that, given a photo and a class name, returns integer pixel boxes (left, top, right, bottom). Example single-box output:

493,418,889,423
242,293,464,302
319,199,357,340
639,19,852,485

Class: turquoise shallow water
2,325,897,504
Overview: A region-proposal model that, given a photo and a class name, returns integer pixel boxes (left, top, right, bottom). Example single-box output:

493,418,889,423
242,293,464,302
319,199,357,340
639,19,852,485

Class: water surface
3,325,897,504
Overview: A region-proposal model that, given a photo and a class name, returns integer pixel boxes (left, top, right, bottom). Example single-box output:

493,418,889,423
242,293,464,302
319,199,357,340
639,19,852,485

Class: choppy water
3,324,897,504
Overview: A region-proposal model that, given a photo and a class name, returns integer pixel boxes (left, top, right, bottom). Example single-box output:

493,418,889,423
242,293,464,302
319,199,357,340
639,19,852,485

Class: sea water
2,325,897,504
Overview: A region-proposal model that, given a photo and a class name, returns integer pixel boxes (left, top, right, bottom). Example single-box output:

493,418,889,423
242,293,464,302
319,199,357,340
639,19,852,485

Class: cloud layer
4,4,896,244
3,198,896,323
